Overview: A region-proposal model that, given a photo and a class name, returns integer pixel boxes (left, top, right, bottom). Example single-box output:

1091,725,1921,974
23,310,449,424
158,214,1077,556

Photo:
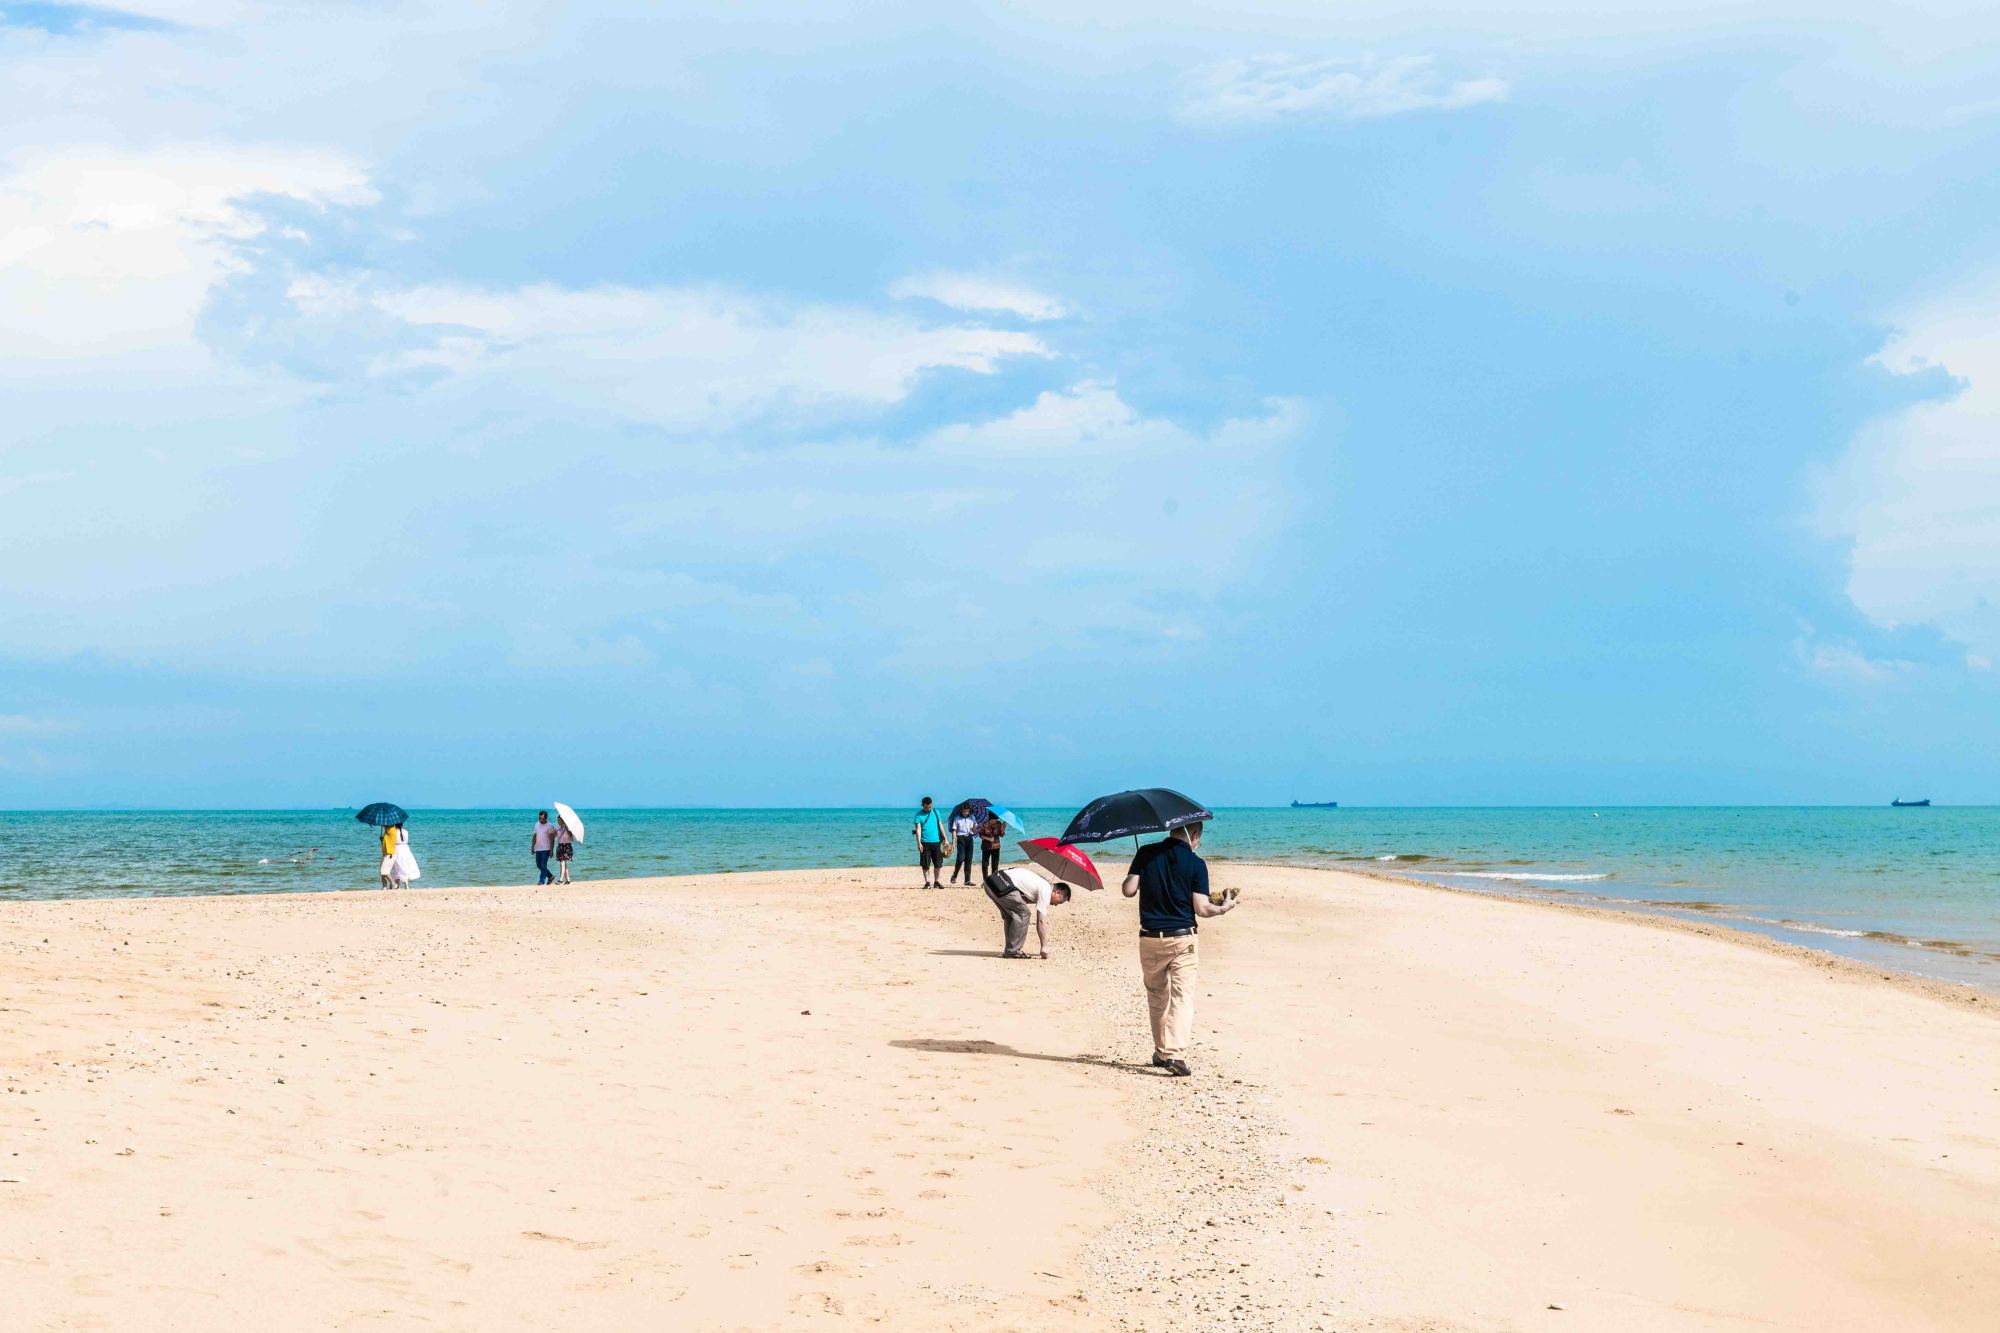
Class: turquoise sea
5,806,1997,992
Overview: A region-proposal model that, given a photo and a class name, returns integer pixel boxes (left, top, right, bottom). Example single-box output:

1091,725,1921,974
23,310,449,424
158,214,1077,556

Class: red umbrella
1017,837,1103,892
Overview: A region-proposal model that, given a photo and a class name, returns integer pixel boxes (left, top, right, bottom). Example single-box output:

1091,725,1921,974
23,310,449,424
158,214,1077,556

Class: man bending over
983,865,1071,959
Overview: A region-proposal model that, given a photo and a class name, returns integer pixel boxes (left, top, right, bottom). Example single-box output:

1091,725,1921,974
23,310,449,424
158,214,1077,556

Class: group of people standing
911,796,1004,889
912,797,1240,1079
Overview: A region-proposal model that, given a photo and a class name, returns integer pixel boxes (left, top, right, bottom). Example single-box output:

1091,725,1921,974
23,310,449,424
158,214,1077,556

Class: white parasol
552,801,585,841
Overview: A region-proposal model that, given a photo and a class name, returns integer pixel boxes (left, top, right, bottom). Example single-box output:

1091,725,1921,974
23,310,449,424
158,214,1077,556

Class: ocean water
5,806,1997,992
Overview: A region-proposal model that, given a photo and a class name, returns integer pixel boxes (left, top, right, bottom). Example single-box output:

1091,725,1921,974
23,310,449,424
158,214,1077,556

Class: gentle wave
1437,871,1611,882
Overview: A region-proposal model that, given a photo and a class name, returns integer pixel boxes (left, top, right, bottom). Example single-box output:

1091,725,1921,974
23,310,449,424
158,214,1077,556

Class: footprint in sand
520,1230,610,1251
843,1233,905,1248
794,1259,851,1278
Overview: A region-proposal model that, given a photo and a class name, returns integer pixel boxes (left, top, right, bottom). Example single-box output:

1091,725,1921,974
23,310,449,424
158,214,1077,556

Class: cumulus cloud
206,271,1057,430
1181,53,1507,125
888,271,1068,321
0,145,374,373
1817,278,2000,662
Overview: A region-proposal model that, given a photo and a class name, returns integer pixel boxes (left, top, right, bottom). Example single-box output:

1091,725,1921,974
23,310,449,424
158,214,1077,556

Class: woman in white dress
390,822,421,889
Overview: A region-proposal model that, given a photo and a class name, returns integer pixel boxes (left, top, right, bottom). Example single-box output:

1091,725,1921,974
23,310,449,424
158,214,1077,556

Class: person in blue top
1121,821,1238,1077
912,796,947,889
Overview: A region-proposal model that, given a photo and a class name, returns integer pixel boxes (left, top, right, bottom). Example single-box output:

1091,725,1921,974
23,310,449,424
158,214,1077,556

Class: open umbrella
552,802,585,841
355,802,408,827
952,799,1024,832
1058,788,1212,845
1018,837,1102,891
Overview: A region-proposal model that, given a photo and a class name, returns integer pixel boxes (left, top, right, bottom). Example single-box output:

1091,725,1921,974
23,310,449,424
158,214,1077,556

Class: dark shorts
920,841,943,871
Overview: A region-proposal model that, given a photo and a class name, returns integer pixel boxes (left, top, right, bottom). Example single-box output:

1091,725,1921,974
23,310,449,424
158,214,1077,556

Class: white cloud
1817,277,2000,661
0,714,72,734
1795,639,1916,684
1181,54,1507,125
0,144,374,373
915,381,1307,601
228,278,1053,430
888,271,1068,321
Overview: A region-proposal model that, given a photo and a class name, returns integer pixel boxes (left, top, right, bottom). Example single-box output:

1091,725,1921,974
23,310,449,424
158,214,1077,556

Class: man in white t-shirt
982,865,1072,959
531,811,558,884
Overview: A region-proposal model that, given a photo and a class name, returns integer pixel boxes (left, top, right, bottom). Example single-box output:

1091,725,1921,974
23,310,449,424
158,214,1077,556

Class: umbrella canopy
355,802,407,827
1058,788,1212,845
1018,837,1102,891
952,799,1025,833
552,802,585,841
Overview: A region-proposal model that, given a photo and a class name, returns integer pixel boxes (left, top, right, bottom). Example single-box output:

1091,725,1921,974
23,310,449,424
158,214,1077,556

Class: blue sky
3,1,1999,807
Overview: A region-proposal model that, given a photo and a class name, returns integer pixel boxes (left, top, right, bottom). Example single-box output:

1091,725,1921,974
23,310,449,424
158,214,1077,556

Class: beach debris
1548,1302,1567,1310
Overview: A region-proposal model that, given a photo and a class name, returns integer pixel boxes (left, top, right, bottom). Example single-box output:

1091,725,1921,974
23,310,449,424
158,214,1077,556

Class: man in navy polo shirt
1121,821,1238,1077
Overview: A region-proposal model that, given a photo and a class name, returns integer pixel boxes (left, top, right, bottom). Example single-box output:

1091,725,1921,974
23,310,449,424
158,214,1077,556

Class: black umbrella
355,802,408,827
1058,788,1212,845
950,798,992,825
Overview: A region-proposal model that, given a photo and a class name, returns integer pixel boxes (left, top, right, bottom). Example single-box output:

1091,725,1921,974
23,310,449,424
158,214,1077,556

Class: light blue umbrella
987,805,1026,833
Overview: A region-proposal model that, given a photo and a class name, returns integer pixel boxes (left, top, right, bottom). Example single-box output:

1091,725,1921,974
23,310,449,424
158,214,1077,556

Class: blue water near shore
5,806,1996,991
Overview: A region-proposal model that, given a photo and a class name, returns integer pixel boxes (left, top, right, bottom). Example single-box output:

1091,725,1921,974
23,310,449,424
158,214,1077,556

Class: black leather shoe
1159,1058,1192,1077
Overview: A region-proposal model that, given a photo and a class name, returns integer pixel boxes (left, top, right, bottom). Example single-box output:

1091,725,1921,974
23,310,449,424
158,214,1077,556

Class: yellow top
381,829,396,857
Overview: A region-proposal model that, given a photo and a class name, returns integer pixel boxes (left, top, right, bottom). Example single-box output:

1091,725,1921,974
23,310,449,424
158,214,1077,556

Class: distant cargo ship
1890,798,1932,807
1290,800,1339,809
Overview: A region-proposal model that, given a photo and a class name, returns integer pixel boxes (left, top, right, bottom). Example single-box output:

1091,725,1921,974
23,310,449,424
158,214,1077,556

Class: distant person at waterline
388,823,421,890
1122,821,1235,1078
913,797,945,889
983,865,1070,959
532,811,557,884
554,818,574,885
948,806,978,885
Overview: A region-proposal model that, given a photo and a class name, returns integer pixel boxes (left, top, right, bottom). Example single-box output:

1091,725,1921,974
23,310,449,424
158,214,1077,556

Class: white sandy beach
2,864,1995,1330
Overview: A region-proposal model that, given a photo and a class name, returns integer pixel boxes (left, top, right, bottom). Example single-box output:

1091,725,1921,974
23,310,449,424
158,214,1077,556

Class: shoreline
1334,861,1998,1010
5,862,1997,1329
11,854,1995,1009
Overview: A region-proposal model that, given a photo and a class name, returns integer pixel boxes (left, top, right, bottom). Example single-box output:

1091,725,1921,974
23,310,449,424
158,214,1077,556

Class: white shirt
1006,865,1057,918
951,814,977,837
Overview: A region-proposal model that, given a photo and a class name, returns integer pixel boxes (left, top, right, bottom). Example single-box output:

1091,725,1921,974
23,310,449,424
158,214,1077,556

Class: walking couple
532,810,575,884
378,822,420,890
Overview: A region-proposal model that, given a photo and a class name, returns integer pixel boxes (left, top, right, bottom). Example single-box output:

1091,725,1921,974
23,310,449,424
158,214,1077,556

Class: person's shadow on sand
891,1037,1152,1074
927,949,1021,959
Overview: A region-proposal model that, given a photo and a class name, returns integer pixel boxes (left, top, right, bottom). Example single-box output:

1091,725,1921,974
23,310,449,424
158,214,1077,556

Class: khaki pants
1139,934,1198,1060
984,878,1034,956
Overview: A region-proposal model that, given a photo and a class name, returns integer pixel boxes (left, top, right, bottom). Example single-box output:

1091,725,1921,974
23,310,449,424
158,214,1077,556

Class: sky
3,1,1999,808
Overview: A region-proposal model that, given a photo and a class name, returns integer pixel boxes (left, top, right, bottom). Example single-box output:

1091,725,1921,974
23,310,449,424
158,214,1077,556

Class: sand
2,863,1995,1330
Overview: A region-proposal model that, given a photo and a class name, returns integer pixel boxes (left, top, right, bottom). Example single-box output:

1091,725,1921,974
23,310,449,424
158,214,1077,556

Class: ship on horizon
1890,798,1932,807
1290,799,1339,809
